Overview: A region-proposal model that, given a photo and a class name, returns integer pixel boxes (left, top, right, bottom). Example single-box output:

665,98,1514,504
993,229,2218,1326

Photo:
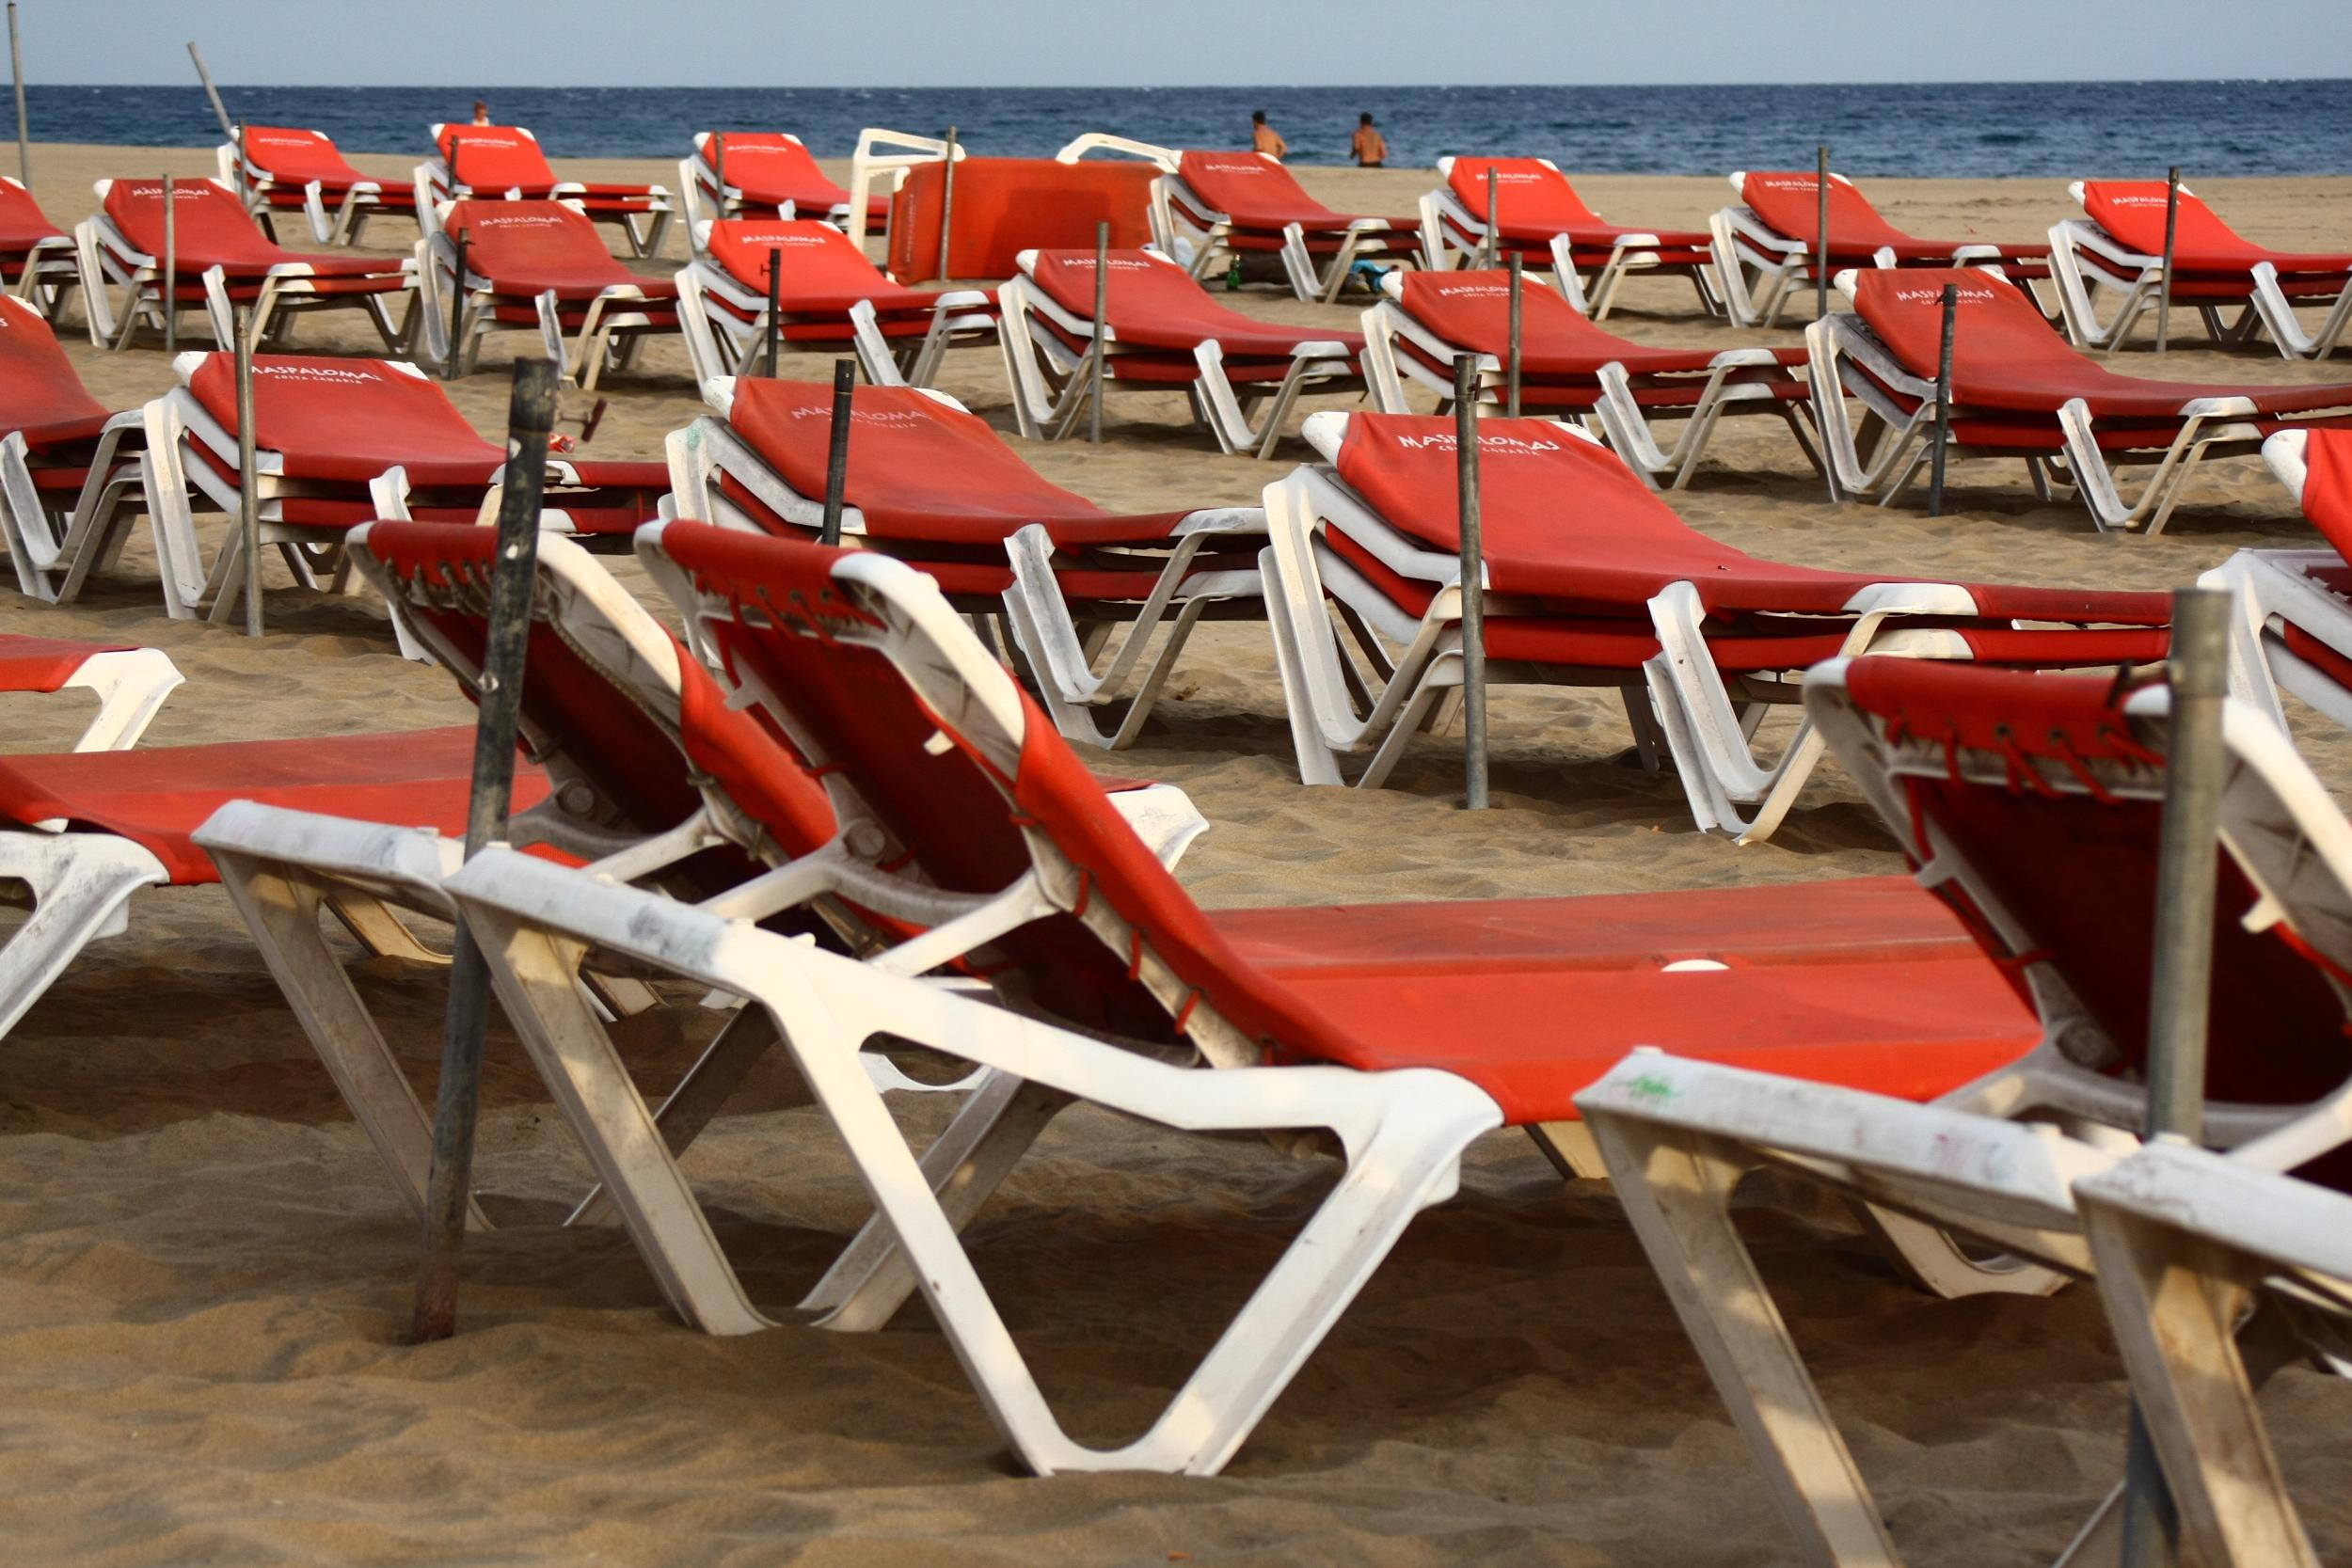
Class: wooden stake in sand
411,356,560,1346
8,4,29,190
1505,250,1523,419
1482,165,1499,270
1815,144,1831,323
442,228,468,379
160,175,177,357
764,246,781,375
2116,586,2230,1568
1088,220,1107,444
935,125,958,284
818,358,853,546
234,302,261,637
1929,282,1957,516
2155,166,2181,355
1453,355,1488,812
186,41,232,141
710,132,725,220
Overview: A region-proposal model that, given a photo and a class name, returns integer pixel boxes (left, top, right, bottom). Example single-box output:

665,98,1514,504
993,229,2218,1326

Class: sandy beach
4,139,2349,1564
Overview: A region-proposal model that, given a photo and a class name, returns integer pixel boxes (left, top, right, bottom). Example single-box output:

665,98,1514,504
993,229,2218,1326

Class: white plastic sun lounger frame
215,137,406,247
663,376,1266,751
2074,1141,2352,1568
1807,267,2296,533
1260,410,2026,842
427,530,1500,1473
0,410,151,606
5,176,81,318
2046,182,2343,357
415,124,673,260
410,201,663,390
999,247,1359,459
1418,156,1717,322
1358,272,1820,491
1,641,181,753
73,179,415,354
2200,429,2352,734
1573,669,2352,1568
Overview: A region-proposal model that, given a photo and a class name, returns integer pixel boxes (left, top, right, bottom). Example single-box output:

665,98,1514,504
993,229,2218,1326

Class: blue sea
19,81,2350,178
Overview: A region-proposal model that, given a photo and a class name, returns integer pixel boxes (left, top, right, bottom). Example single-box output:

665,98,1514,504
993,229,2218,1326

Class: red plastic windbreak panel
1028,249,1365,356
724,377,1188,546
185,355,503,486
704,218,936,312
2081,182,2352,276
0,177,63,246
2299,430,2352,560
1397,271,1802,377
0,726,548,885
0,634,129,694
445,200,676,299
1851,268,2352,418
886,159,1155,284
101,180,394,277
0,295,112,448
698,134,871,216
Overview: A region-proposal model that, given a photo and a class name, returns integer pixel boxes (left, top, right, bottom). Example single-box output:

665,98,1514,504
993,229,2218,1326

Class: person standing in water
1251,110,1287,161
1351,113,1387,168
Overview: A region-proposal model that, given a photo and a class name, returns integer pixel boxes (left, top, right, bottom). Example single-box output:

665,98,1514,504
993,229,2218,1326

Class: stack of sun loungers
219,125,420,245
678,132,890,233
1420,155,1721,318
418,123,674,259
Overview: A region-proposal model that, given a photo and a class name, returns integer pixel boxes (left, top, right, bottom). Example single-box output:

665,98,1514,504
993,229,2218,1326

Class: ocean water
19,80,2350,178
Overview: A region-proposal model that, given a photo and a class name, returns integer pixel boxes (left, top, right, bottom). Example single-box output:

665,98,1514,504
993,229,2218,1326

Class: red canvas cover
0,296,112,449
444,200,675,299
0,176,63,249
2298,430,2352,559
1397,271,1804,378
698,133,877,218
1332,412,2167,626
185,355,501,486
0,727,548,884
0,635,128,694
2081,182,2352,276
1742,170,1970,263
704,219,939,313
239,126,412,199
101,179,394,278
725,378,1186,546
437,124,561,192
1447,157,1710,251
885,158,1155,284
1851,269,2352,418
1176,150,1404,232
1028,249,1365,357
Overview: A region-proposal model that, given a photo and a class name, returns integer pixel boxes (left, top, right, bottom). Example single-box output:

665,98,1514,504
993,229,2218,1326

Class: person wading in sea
1251,110,1288,162
1352,113,1387,168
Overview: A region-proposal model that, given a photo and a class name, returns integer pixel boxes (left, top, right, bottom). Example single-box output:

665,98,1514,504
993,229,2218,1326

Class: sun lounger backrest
724,377,1128,539
699,133,850,208
1739,170,1909,251
0,295,111,441
2079,182,2261,269
1028,248,1263,349
1396,269,1605,354
441,198,615,277
352,521,835,863
183,354,501,480
652,521,1352,1054
1816,657,2352,1114
0,175,63,244
1173,150,1339,228
1444,157,1600,228
240,126,367,186
1850,266,2092,382
102,178,283,268
437,124,559,189
706,218,884,296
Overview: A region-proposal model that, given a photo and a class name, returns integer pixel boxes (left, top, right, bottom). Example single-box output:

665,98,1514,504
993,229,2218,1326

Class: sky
16,0,2352,87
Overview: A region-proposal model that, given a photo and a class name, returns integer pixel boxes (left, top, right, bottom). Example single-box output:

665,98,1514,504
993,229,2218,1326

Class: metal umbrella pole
1454,355,1488,811
187,41,232,140
1506,251,1524,418
1929,282,1957,516
8,4,28,190
818,358,854,546
2155,166,2181,355
234,303,262,637
160,174,176,356
1814,144,1830,322
1088,220,1107,444
935,125,958,284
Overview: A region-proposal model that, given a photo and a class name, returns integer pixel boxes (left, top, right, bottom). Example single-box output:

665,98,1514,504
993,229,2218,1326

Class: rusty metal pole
935,125,958,284
8,4,29,191
1506,250,1523,419
186,41,232,140
160,175,176,356
1815,144,1830,322
1930,282,1957,516
1483,164,1499,270
818,358,853,546
764,246,781,375
1089,220,1108,444
710,132,725,220
1454,354,1488,811
442,228,468,379
410,356,560,1346
234,302,261,637
2155,166,2180,355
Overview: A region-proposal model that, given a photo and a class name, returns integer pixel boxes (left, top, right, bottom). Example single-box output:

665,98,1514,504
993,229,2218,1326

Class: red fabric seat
1028,249,1364,358
444,200,678,301
1852,269,2352,419
1448,157,1713,257
1174,150,1410,234
2081,182,2352,277
186,354,503,486
437,125,660,204
0,176,64,250
1395,272,1805,378
240,126,416,203
1741,171,2041,265
698,134,885,222
0,727,549,884
0,635,129,694
0,296,114,450
101,180,402,281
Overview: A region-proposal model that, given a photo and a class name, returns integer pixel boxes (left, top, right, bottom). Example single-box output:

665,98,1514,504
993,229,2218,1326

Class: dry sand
3,140,2349,1564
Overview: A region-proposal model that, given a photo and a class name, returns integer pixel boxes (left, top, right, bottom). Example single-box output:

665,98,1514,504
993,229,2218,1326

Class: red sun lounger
421,517,2059,1472
1000,245,1365,456
1711,167,2049,327
1812,265,2352,531
679,132,889,233
675,218,995,389
73,177,415,353
1577,656,2352,1568
416,198,681,388
0,295,151,605
2050,180,2352,358
0,717,548,1042
191,518,1200,1250
219,124,420,246
1422,156,1721,320
1262,409,2169,838
668,374,1264,748
0,635,181,752
2200,427,2352,734
418,123,673,259
1361,267,1819,487
0,176,78,317
1149,149,1420,303
137,350,667,630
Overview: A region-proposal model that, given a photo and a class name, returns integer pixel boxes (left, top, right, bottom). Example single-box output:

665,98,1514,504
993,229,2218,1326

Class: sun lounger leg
0,835,168,1039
